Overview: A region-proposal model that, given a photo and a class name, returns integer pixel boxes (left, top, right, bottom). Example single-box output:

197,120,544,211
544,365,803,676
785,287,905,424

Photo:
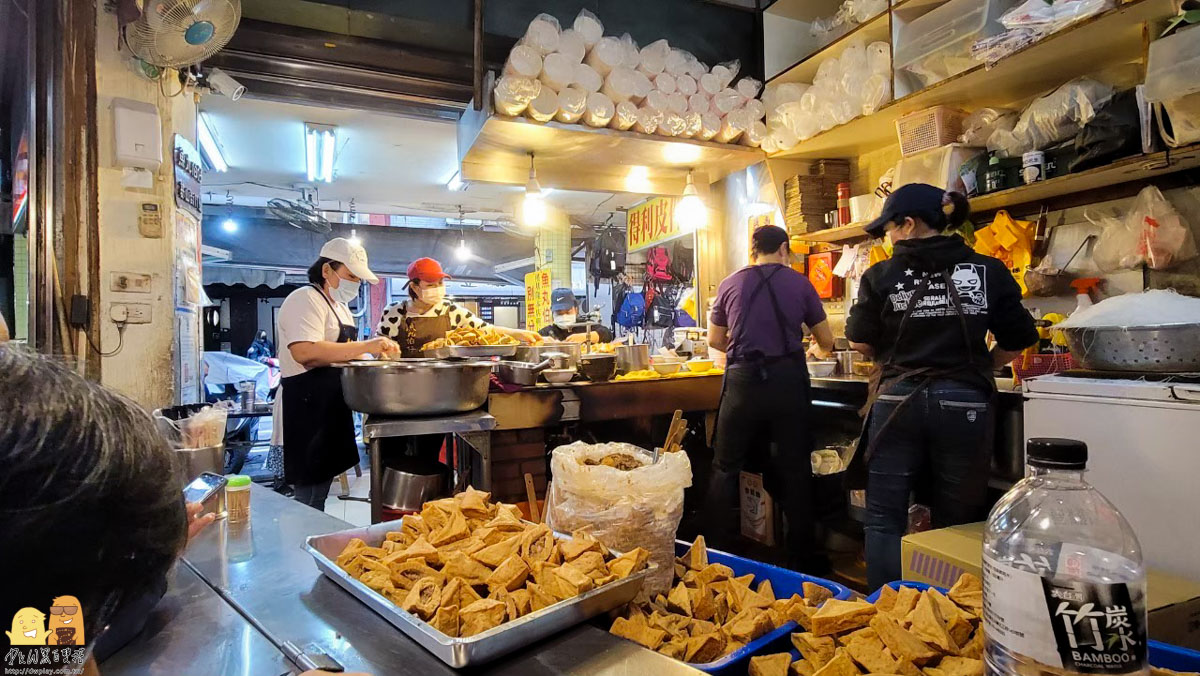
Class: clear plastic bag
639,39,671,75
610,100,639,131
666,49,695,77
572,8,603,48
504,44,543,79
493,76,541,116
583,92,615,127
960,107,1018,145
712,60,741,88
867,41,891,75
177,406,228,448
545,442,692,597
539,52,576,92
989,78,1113,158
736,76,762,100
555,87,587,123
1088,208,1139,272
572,62,603,93
585,36,625,78
557,29,587,64
619,33,641,70
521,13,561,56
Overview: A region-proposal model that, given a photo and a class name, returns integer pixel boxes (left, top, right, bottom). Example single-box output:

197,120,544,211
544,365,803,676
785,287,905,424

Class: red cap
407,257,451,282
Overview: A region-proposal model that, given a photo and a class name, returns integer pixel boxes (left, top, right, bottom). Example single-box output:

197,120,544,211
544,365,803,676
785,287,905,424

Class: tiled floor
322,469,373,527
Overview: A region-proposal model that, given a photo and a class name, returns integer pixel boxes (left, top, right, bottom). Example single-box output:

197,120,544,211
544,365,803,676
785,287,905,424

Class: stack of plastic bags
493,9,769,145
810,0,889,48
759,40,892,153
972,0,1116,66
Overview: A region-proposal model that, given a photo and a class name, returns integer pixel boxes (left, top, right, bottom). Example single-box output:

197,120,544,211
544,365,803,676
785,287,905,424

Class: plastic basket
671,540,852,674
896,106,968,157
1013,352,1074,382
869,582,1200,672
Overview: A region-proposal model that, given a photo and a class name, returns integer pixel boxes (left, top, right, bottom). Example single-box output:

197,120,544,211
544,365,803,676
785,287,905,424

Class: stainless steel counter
101,563,292,676
132,485,704,676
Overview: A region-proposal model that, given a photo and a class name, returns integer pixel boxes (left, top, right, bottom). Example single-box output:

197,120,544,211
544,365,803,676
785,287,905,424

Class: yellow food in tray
333,486,651,639
615,368,723,382
420,326,519,351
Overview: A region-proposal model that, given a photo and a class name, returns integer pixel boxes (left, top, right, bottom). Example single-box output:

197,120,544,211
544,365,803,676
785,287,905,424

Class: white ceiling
198,95,642,222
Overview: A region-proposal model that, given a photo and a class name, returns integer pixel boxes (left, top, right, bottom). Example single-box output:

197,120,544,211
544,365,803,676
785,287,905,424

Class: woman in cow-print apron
843,184,1039,590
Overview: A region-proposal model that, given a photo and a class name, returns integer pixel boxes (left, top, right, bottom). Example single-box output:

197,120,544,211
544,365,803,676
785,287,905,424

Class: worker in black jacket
845,183,1039,590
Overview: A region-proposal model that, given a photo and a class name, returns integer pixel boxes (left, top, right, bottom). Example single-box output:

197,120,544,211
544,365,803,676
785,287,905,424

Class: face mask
330,276,360,304
420,286,445,305
554,312,577,329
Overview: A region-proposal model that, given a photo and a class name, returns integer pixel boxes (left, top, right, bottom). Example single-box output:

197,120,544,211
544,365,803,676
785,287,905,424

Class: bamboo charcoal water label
984,554,1147,674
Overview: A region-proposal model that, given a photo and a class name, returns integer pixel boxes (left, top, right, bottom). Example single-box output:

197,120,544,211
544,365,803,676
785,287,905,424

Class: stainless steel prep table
148,485,703,676
362,409,496,524
101,562,292,676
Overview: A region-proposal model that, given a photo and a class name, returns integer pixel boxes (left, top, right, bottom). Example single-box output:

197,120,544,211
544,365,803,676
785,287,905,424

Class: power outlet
111,302,152,324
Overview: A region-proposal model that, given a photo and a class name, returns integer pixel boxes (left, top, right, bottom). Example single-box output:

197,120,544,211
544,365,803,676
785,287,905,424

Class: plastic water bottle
983,438,1148,676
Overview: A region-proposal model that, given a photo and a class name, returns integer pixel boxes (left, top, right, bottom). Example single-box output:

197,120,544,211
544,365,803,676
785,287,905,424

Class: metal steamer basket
306,520,655,667
1061,323,1200,373
338,359,493,415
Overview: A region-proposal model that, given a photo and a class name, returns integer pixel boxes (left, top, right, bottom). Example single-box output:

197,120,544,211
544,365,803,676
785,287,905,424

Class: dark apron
845,268,995,489
715,265,809,431
396,308,453,358
282,285,360,486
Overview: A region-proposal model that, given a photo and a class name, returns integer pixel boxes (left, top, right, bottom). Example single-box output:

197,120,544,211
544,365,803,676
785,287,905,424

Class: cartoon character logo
6,608,47,645
46,596,84,646
951,264,987,309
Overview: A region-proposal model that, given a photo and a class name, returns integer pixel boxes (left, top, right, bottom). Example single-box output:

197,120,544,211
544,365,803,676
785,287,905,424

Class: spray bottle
1069,277,1101,316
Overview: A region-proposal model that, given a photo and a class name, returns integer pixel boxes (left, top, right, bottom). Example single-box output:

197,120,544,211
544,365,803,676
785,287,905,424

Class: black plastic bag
1071,89,1142,172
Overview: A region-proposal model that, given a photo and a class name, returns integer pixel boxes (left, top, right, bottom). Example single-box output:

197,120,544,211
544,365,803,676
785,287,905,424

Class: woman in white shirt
274,238,398,509
377,257,538,356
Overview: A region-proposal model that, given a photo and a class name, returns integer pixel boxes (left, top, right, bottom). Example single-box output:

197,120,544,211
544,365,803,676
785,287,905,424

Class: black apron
395,308,453,358
845,268,996,489
715,265,809,431
281,285,360,485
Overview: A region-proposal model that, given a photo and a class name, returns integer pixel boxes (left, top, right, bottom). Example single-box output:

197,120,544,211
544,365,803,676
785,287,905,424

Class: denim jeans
864,378,993,590
705,358,827,573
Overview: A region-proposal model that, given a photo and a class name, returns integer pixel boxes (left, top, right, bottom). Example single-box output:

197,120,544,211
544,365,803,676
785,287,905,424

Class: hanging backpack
669,239,695,283
646,246,673,282
648,292,677,328
615,291,646,328
591,227,626,290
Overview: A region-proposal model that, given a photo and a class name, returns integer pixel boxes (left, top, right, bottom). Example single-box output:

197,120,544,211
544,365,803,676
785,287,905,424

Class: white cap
319,237,378,284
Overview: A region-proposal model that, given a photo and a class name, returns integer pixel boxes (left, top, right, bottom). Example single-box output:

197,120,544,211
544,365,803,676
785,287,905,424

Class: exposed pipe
473,0,484,111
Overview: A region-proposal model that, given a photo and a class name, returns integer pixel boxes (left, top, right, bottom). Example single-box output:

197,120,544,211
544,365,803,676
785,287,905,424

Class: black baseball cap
865,183,947,238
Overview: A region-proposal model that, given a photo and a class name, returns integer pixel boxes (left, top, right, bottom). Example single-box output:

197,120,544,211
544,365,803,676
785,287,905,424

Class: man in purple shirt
706,225,835,574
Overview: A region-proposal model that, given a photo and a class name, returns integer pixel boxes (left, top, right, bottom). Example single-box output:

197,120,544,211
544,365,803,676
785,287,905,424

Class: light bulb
455,238,471,262
523,190,546,227
222,218,238,233
674,171,707,232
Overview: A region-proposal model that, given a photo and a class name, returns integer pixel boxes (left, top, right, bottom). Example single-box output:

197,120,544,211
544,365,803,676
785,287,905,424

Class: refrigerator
1024,374,1200,581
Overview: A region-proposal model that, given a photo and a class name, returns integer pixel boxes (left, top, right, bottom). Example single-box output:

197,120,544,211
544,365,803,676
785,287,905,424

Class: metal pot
615,343,650,374
494,359,552,386
579,353,617,381
513,342,581,369
339,359,492,416
380,464,449,512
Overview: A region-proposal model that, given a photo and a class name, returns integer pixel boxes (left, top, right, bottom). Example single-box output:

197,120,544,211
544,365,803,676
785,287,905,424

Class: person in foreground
0,347,365,675
844,183,1039,590
538,288,614,344
705,225,836,574
274,237,400,510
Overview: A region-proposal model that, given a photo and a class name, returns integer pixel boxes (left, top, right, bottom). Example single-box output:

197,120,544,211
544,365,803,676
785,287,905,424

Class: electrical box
112,98,163,170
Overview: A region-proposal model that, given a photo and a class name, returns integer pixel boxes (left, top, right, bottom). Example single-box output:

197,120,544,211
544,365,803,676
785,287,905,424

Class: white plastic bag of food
539,52,576,92
572,8,603,48
555,87,587,123
585,36,625,77
675,73,698,96
583,92,615,127
1126,185,1198,270
1089,208,1143,272
556,29,587,64
712,60,740,88
504,44,543,79
521,13,561,56
639,39,670,75
526,85,558,122
601,67,640,103
610,100,639,130
697,112,722,141
493,76,541,116
573,62,603,93
545,441,692,597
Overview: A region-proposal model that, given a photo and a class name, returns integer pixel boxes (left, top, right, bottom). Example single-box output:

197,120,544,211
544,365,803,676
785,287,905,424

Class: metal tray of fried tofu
306,518,656,668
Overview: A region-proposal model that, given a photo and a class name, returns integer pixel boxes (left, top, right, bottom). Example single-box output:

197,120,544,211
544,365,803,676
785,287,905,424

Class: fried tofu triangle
750,653,793,676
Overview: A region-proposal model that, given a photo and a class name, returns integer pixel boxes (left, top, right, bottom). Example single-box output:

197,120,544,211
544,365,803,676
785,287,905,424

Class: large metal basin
1062,323,1200,372
339,359,492,416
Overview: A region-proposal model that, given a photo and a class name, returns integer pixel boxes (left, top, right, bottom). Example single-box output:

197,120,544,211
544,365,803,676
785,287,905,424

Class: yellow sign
627,196,682,253
524,268,552,331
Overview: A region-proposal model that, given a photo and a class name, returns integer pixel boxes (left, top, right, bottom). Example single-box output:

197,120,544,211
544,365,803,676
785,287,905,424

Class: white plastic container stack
611,100,639,130
540,52,576,92
676,74,698,96
557,29,587,64
602,67,640,103
573,63,603,93
585,36,625,77
493,77,541,116
505,45,543,79
527,85,559,122
639,39,670,76
584,92,615,127
522,14,561,55
573,9,603,48
555,87,587,123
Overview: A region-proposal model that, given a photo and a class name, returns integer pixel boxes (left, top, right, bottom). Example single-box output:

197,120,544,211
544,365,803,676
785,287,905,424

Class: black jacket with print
845,235,1038,373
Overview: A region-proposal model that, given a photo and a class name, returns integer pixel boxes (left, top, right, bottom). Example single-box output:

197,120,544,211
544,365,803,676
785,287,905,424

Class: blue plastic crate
667,540,852,675
869,582,1200,673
